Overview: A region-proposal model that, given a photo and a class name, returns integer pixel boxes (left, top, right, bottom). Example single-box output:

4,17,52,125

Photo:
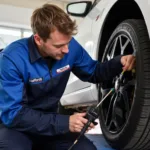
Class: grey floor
86,134,114,150
85,120,115,150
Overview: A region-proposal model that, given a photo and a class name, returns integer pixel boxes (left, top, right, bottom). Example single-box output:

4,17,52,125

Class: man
0,4,135,150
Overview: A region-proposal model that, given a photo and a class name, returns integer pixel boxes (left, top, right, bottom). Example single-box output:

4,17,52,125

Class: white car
60,0,150,150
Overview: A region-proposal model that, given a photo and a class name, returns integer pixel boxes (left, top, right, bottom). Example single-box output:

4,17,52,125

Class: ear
33,34,43,46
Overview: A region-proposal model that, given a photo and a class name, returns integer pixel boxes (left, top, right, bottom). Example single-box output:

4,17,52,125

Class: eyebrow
53,41,70,47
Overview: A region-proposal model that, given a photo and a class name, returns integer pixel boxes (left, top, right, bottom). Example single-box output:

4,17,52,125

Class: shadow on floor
86,134,115,150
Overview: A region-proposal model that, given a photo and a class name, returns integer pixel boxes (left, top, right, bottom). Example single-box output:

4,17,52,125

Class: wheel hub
115,78,121,91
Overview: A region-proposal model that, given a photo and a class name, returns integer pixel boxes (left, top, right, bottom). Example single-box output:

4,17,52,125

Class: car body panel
63,6,94,95
135,0,150,37
60,85,96,106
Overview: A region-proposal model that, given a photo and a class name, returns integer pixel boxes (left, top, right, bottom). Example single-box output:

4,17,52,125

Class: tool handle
85,106,98,123
85,114,98,125
81,119,91,134
75,119,92,142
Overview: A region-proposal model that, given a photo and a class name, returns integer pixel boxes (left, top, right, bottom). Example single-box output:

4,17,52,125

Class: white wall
0,4,33,29
0,1,83,29
0,1,67,29
0,0,66,9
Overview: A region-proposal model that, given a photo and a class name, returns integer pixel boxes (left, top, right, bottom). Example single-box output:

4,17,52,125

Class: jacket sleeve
71,38,123,83
0,54,69,136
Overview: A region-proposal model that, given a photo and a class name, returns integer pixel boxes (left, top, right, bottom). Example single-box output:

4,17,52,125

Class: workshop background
0,0,90,49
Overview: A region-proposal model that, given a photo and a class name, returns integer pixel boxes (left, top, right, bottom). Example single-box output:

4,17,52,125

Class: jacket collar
28,35,42,63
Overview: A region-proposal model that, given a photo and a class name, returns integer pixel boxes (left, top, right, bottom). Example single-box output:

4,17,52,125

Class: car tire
99,19,150,150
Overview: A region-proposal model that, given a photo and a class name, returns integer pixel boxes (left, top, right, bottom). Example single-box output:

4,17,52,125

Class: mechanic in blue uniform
0,4,135,150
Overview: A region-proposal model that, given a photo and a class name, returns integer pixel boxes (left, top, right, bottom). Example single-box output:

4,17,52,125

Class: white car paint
63,4,94,95
61,0,150,106
135,0,150,35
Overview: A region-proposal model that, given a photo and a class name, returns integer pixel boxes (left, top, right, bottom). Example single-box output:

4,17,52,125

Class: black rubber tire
99,19,150,150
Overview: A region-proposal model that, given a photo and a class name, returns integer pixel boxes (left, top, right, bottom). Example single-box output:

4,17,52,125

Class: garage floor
86,134,114,150
86,120,114,150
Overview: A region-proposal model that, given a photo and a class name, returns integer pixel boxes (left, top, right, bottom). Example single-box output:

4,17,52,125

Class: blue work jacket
0,36,122,136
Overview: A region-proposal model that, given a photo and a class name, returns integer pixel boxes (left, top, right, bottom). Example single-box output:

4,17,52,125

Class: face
34,29,72,60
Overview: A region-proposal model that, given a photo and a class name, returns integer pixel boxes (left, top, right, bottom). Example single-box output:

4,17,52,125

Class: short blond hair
31,4,77,41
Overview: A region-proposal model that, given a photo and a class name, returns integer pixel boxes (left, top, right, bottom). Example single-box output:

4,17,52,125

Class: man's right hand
69,113,95,133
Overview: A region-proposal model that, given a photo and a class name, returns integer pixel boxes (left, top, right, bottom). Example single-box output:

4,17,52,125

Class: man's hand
121,55,136,71
69,113,95,133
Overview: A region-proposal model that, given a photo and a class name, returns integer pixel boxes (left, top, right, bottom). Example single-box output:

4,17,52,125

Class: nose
62,44,69,54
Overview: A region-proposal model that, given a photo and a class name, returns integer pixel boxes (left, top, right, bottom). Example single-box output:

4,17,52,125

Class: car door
64,1,95,95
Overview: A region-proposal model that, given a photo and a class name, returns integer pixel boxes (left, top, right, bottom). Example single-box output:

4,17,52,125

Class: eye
54,45,63,48
54,43,69,48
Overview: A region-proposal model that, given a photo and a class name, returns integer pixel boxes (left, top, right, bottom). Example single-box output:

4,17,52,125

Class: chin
56,55,64,60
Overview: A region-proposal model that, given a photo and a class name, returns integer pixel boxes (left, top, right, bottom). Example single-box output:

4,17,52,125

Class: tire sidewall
99,20,145,148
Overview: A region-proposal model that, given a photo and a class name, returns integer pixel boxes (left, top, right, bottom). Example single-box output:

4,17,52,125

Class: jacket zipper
47,58,54,86
46,57,53,79
49,69,53,78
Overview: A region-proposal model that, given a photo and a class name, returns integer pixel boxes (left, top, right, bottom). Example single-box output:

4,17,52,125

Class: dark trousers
0,124,97,150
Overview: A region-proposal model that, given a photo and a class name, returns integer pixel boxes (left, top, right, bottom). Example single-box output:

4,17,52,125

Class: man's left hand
121,55,136,71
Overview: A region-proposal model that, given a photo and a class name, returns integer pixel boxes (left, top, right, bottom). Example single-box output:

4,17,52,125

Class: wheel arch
97,0,145,61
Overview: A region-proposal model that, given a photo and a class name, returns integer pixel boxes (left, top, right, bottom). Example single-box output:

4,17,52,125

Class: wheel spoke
107,54,111,60
108,121,113,131
114,106,124,122
105,93,116,126
119,36,130,55
114,93,125,126
111,93,119,121
122,39,130,53
113,119,119,130
110,37,118,59
106,92,123,131
119,36,123,48
121,91,130,117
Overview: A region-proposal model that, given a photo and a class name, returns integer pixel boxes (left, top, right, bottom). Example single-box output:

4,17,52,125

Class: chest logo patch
29,77,43,83
57,65,70,73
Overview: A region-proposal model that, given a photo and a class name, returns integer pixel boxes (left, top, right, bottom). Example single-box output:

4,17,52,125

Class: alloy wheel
100,33,136,134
